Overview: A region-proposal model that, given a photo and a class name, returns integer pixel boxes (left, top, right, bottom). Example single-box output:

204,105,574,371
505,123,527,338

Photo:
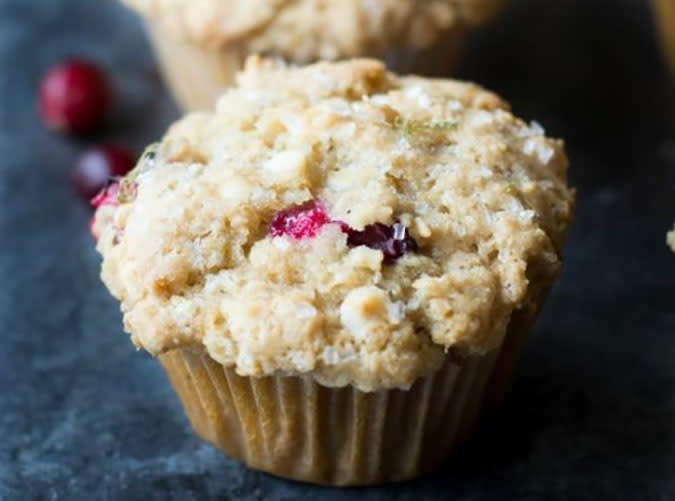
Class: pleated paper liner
482,282,549,413
157,266,552,487
143,21,469,112
159,346,501,486
653,0,675,74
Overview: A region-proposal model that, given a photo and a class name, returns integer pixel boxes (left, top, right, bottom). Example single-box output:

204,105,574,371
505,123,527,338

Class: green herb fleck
388,116,459,145
505,183,518,195
140,142,159,163
115,143,160,204
116,178,136,204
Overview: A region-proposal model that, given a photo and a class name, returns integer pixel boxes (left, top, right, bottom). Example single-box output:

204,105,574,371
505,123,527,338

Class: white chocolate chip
263,150,308,185
340,287,398,341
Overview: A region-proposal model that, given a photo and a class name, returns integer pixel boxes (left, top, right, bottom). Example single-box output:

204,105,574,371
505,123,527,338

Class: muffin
93,58,574,485
120,0,508,110
653,0,675,72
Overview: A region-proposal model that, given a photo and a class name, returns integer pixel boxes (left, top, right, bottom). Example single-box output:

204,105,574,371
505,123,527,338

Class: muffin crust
95,58,574,391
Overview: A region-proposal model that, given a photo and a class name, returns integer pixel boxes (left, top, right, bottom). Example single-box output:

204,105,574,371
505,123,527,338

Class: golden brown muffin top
95,58,573,391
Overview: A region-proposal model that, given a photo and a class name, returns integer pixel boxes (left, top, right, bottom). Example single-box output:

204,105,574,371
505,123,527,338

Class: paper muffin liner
653,0,675,73
159,344,500,486
144,21,468,112
156,264,550,487
152,249,551,486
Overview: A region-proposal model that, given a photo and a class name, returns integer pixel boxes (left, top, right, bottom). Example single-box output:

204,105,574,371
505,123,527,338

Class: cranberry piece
344,222,418,264
89,215,99,240
270,200,331,239
89,182,120,242
38,60,110,134
72,145,136,202
269,200,418,263
90,180,120,209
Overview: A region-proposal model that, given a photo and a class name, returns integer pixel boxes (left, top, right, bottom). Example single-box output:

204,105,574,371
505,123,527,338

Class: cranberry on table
72,145,136,202
38,59,110,135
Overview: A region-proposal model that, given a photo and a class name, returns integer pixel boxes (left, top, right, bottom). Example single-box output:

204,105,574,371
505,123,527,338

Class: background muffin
120,0,508,110
652,0,675,73
94,57,574,485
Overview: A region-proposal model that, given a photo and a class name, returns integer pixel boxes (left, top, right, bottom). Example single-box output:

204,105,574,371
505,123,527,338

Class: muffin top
121,0,505,61
94,57,574,391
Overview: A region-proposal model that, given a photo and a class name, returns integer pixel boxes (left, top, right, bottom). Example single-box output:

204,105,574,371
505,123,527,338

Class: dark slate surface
1,0,674,499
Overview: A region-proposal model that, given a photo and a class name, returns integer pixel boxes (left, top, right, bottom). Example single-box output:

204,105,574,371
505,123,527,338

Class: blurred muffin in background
653,0,675,73
120,0,508,110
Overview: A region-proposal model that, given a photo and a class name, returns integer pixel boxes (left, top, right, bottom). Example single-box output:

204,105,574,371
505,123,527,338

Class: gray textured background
1,0,674,499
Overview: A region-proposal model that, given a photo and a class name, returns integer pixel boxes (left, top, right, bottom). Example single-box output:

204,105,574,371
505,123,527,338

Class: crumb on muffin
95,57,574,391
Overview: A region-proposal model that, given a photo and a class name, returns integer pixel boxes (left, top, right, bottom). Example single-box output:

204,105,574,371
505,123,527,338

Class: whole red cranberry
38,60,110,134
72,145,136,202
